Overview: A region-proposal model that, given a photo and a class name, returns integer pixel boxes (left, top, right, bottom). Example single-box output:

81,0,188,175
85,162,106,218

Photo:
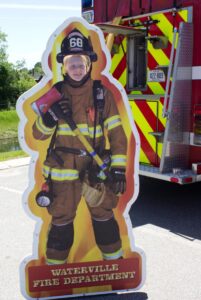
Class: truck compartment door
160,22,193,173
130,99,164,166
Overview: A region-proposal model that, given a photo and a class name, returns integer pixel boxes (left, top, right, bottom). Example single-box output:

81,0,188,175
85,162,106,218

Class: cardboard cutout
17,17,145,299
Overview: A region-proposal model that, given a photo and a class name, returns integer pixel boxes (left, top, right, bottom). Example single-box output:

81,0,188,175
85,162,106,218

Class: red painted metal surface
82,0,201,175
91,0,185,22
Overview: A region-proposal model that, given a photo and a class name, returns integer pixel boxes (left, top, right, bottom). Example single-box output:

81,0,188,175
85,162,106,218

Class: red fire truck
81,0,201,184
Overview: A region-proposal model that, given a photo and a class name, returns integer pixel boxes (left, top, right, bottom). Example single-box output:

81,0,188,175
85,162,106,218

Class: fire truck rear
82,0,201,184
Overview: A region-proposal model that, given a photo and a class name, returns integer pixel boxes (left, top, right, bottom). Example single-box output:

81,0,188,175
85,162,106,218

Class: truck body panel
82,0,201,183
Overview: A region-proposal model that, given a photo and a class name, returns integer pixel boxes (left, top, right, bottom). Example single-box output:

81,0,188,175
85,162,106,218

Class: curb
0,157,31,170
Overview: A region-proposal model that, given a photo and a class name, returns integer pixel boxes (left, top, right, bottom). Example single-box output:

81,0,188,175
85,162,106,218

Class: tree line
0,29,43,109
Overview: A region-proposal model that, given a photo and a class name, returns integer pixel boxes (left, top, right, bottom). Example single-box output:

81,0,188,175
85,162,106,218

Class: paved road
130,176,201,300
0,162,201,300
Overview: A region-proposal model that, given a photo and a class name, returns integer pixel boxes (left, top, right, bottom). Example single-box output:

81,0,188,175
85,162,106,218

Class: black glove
50,98,72,120
41,110,57,128
41,98,71,128
110,168,126,195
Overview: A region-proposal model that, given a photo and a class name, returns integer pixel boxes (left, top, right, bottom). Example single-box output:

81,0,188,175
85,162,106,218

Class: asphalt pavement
0,158,201,300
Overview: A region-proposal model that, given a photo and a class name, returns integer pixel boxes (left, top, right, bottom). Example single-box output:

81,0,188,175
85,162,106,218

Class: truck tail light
182,177,193,183
170,177,179,183
196,165,201,174
193,107,201,144
170,177,193,184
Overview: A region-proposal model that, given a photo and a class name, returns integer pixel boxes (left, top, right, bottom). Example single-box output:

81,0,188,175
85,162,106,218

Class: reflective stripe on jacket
32,78,128,179
43,165,79,181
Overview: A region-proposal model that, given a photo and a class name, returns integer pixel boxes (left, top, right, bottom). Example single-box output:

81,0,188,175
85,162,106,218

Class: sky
0,0,82,69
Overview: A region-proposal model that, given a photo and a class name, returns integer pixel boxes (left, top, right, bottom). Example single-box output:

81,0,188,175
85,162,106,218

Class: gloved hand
50,98,72,120
39,82,64,128
41,110,57,128
110,168,126,195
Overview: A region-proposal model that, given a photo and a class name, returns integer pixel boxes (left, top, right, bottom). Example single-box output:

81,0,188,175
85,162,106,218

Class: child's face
64,55,87,81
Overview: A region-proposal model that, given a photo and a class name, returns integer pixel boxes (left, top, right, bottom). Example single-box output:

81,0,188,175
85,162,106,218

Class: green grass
0,109,19,138
0,110,28,161
0,150,28,161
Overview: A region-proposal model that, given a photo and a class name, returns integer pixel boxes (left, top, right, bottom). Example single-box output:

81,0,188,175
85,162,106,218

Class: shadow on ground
129,176,201,241
55,292,148,300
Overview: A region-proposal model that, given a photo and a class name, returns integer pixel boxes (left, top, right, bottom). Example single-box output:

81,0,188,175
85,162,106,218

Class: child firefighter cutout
17,17,144,299
33,28,127,264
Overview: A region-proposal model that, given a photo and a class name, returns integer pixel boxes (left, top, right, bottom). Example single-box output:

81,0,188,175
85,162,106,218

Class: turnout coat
33,78,127,183
32,77,128,261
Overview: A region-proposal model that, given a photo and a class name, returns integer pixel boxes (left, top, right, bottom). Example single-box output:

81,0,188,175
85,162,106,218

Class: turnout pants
46,179,122,264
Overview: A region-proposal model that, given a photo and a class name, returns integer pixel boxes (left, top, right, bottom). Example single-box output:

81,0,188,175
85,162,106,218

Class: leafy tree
14,63,36,96
15,59,26,70
0,29,15,108
0,30,8,62
0,29,36,109
32,61,44,82
0,62,15,108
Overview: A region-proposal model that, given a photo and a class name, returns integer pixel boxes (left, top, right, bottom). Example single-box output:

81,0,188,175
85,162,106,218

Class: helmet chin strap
63,64,92,88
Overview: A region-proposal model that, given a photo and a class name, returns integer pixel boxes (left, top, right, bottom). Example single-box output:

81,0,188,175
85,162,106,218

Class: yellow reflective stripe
152,13,172,36
57,124,74,136
118,68,127,87
147,99,165,127
153,13,180,49
147,82,165,95
146,101,166,160
36,117,55,135
102,248,123,260
43,165,79,181
152,13,175,44
78,124,89,136
104,115,122,130
179,9,188,22
130,90,141,95
130,102,156,160
148,42,169,66
139,148,150,164
158,101,166,127
88,125,103,138
110,38,126,74
111,154,127,167
46,258,66,265
57,124,103,138
157,141,163,159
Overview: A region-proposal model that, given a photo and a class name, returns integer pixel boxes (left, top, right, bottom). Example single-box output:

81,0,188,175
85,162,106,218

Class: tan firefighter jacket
32,78,127,182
